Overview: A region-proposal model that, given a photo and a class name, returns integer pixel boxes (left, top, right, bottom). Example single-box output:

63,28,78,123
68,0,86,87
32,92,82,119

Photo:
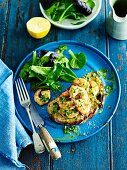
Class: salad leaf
19,60,32,81
45,79,62,91
45,1,60,16
31,66,52,76
32,51,37,65
19,44,87,92
60,66,77,82
30,64,62,91
47,63,63,81
73,0,92,16
58,3,74,22
55,54,69,68
45,0,85,23
86,0,95,9
39,55,50,65
44,0,95,23
37,50,49,58
56,44,68,54
54,45,70,68
29,71,45,83
69,49,86,69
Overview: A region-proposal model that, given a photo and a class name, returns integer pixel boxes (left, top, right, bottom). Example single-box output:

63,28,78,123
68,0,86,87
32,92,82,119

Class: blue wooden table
0,0,127,169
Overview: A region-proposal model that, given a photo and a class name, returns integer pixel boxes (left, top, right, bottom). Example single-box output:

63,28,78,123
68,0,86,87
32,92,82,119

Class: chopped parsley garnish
64,110,72,116
40,94,49,102
107,105,111,109
97,69,108,79
60,96,66,103
105,85,113,95
64,125,79,134
52,102,60,114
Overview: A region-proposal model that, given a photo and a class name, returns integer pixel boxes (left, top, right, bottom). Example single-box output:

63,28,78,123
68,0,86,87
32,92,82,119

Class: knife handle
32,132,45,154
39,126,61,160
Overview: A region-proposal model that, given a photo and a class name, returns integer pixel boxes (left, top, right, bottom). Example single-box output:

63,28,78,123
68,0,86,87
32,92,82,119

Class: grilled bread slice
47,72,105,125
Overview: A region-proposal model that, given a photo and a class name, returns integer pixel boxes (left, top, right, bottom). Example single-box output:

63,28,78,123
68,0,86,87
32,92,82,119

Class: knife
30,104,61,160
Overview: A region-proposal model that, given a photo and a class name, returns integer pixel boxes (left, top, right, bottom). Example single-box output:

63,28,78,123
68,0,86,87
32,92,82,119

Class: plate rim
14,40,121,143
39,0,102,30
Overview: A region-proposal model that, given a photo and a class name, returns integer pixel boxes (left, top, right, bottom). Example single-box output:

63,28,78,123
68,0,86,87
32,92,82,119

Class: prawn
34,89,50,106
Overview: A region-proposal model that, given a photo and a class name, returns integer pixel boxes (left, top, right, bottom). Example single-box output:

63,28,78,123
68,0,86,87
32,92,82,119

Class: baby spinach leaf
86,0,95,9
69,49,86,69
48,63,63,80
45,1,60,16
60,66,77,82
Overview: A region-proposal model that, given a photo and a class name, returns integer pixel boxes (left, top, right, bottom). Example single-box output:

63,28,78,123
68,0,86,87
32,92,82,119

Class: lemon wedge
26,17,51,39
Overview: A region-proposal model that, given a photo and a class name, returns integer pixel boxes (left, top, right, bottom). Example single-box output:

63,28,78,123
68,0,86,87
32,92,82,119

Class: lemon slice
26,17,51,39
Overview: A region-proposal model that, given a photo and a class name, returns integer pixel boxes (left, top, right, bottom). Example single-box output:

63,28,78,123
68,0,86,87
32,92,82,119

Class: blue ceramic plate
14,40,121,143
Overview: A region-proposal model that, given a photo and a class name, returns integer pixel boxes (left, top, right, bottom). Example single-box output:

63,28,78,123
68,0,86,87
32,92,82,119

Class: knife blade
30,104,61,160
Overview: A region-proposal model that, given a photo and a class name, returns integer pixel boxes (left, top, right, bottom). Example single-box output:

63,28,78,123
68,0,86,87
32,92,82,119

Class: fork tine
15,78,30,103
15,79,24,103
18,78,26,101
18,78,27,101
20,78,30,100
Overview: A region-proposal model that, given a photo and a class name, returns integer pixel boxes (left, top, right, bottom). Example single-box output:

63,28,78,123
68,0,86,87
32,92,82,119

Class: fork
15,78,45,154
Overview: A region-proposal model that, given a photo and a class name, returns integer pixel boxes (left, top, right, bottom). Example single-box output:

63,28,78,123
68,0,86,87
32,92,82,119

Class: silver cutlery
15,78,45,154
30,104,61,160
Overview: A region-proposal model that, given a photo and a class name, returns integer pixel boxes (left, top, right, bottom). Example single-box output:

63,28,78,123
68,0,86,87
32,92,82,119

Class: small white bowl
39,0,102,30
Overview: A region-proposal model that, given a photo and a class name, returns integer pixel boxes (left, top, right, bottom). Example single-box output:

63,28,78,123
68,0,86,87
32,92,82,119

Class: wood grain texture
106,0,127,169
0,0,10,61
53,127,110,170
19,145,50,170
108,39,127,170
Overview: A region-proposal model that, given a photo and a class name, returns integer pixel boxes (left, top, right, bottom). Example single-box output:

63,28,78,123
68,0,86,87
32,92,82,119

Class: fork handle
26,107,45,154
39,125,61,160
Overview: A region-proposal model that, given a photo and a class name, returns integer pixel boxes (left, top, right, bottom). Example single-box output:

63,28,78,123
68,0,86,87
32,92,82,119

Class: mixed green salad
40,0,95,24
19,44,86,91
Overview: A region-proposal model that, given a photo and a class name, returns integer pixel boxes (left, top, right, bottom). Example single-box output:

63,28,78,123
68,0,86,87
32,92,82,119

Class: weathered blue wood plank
53,127,110,170
19,145,50,170
108,38,127,170
106,0,127,169
0,0,9,60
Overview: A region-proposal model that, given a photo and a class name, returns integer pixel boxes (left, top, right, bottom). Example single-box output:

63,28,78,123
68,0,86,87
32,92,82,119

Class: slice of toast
47,72,105,125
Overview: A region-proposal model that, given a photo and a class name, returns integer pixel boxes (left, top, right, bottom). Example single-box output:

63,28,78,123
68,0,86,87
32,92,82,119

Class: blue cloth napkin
0,59,32,169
